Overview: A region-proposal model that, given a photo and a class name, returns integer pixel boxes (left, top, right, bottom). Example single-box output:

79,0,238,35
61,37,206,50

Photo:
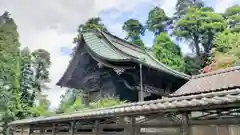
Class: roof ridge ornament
114,68,124,75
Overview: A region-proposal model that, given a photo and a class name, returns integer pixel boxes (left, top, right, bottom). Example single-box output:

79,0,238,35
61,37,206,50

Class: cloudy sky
0,0,239,108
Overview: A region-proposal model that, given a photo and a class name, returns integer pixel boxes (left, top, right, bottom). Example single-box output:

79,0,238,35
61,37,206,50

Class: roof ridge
101,30,144,51
99,31,140,60
192,66,240,79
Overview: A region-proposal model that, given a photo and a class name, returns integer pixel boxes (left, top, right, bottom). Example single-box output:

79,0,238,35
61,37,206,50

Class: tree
57,89,126,114
146,7,169,36
20,47,35,109
57,89,83,113
152,33,185,72
184,55,205,75
29,94,53,117
72,17,108,55
31,49,51,93
122,19,145,47
173,7,226,57
77,17,108,34
208,31,240,71
0,11,22,135
174,0,204,20
89,97,126,109
224,5,240,32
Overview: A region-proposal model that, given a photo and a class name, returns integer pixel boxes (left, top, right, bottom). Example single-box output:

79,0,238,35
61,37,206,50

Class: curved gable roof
82,30,190,80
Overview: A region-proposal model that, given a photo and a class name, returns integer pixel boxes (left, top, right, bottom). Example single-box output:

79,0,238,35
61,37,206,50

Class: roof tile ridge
99,31,140,60
83,31,133,61
192,66,240,79
9,88,240,125
101,30,144,51
145,50,191,79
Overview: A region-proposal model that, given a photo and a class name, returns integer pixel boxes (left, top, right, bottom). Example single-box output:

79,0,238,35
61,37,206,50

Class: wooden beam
190,117,240,125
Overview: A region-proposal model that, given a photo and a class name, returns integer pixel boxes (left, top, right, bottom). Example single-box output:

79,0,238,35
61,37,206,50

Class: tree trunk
193,35,201,56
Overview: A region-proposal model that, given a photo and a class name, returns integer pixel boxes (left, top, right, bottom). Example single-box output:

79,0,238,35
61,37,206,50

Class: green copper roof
83,32,129,61
81,30,190,80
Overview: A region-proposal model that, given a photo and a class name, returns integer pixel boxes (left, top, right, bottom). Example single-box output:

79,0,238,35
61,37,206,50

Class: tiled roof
82,31,190,79
102,31,190,79
9,88,240,126
172,66,240,96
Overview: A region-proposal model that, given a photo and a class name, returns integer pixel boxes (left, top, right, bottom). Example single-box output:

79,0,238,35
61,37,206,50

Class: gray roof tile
172,66,240,96
9,88,240,125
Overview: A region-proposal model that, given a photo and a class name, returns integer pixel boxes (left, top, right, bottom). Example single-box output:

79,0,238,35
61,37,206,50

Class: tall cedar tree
146,7,169,36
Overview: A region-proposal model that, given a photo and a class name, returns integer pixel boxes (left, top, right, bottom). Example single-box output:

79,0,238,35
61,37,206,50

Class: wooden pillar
39,127,43,135
70,121,75,135
21,127,23,135
95,120,99,135
182,112,191,135
139,64,144,101
28,125,31,135
131,117,136,135
52,124,56,135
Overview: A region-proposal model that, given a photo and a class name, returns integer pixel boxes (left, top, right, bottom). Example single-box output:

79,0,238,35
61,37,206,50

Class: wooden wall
12,124,240,135
191,125,240,135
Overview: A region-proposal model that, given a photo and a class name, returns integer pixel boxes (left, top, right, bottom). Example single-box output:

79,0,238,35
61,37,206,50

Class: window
102,128,124,132
76,129,93,133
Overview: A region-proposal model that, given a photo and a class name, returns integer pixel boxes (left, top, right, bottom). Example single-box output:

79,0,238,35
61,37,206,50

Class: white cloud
0,0,162,108
159,0,178,16
0,0,192,108
214,0,235,13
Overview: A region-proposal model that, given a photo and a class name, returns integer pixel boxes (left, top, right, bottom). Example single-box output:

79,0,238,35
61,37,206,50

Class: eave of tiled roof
171,66,240,97
192,66,240,79
9,88,240,126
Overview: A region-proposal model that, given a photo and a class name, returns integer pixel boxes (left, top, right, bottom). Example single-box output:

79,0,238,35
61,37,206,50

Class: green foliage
147,7,169,35
174,0,204,19
89,97,126,109
213,30,240,53
57,90,126,114
0,12,52,134
20,47,35,108
224,5,240,32
29,94,53,117
77,17,108,34
57,89,83,113
0,12,21,123
152,33,185,72
122,19,145,47
173,7,226,56
184,55,205,75
32,49,51,92
210,31,240,71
